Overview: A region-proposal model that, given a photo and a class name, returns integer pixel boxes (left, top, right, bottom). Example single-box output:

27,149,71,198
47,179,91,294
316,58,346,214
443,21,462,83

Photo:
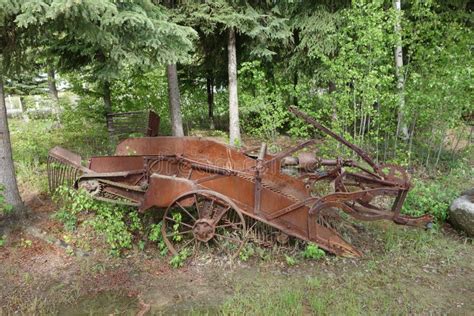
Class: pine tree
16,0,197,125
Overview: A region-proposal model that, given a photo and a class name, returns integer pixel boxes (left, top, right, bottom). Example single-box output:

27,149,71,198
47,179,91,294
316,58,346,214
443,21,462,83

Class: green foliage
149,223,168,256
9,102,110,193
239,243,255,262
14,0,197,79
0,185,13,215
402,165,473,223
88,205,134,257
284,254,298,266
239,61,290,140
0,235,6,247
52,186,93,231
402,180,455,223
53,186,141,256
302,243,325,260
169,248,191,269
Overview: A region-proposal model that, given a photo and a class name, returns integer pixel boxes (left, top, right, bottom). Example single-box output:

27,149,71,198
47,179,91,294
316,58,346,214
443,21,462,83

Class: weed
169,248,191,268
53,186,142,255
53,209,78,231
0,235,6,247
65,246,75,256
20,238,33,248
149,222,168,256
239,243,255,262
171,212,183,242
402,166,474,223
302,243,325,260
284,254,298,266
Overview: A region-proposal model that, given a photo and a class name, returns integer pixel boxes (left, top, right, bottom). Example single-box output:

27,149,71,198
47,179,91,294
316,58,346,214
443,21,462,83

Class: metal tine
47,154,82,193
47,156,53,192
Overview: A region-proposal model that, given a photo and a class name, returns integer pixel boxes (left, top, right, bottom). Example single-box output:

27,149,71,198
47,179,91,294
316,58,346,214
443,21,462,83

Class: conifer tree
16,0,196,126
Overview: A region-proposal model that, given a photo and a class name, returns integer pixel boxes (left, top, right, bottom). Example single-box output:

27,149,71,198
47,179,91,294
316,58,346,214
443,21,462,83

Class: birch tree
394,0,409,140
227,27,241,146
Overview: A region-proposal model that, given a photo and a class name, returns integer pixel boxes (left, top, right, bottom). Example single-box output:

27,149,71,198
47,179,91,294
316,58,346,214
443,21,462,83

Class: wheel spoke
213,205,231,222
164,217,193,229
178,237,196,251
194,194,201,218
166,229,193,238
163,191,246,262
176,201,197,221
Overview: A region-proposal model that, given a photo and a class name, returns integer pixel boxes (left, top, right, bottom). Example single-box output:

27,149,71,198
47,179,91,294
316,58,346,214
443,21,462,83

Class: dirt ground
0,193,473,315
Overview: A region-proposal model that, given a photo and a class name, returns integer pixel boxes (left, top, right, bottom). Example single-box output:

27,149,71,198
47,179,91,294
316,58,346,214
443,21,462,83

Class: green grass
9,116,109,193
219,223,473,315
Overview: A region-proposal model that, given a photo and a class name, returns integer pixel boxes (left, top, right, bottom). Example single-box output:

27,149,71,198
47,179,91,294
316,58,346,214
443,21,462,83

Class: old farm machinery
47,107,432,258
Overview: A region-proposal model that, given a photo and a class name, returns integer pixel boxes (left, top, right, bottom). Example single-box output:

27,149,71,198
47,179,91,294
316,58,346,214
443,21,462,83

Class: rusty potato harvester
47,107,432,258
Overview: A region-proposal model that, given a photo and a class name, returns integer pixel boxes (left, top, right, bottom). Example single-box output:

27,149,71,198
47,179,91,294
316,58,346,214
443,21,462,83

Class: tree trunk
394,0,408,140
166,64,184,137
47,68,59,102
102,80,113,134
292,30,299,107
227,27,241,146
47,67,61,122
206,75,215,130
0,77,24,213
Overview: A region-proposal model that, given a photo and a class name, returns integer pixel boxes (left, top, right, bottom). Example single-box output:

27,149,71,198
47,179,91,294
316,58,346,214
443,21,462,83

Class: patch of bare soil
0,194,473,315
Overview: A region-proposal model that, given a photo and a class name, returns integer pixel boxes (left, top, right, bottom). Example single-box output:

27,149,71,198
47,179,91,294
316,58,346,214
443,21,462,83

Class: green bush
302,243,325,260
402,166,473,223
53,186,139,256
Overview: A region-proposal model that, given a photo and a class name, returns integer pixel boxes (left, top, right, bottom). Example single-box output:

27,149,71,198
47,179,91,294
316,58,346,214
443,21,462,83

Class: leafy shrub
239,243,256,262
53,186,139,256
302,243,325,260
169,248,191,268
402,167,472,223
149,223,168,256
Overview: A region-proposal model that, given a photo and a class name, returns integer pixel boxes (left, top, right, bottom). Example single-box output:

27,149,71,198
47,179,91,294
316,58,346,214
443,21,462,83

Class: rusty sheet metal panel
140,175,196,211
88,156,145,173
115,137,259,171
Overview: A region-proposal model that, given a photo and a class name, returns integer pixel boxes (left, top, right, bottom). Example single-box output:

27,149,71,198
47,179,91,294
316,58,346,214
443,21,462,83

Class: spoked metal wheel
161,190,246,260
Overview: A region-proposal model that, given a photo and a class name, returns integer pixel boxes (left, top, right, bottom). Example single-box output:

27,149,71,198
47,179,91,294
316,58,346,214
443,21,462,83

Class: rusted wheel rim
162,190,246,260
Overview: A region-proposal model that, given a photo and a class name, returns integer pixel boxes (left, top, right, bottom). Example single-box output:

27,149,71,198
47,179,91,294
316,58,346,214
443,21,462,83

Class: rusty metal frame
47,107,433,258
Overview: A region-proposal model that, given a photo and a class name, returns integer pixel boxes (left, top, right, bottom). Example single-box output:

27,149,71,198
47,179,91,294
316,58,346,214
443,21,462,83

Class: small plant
171,212,183,242
0,235,6,247
53,209,78,231
65,246,75,256
239,243,255,262
0,185,13,215
169,248,190,268
149,222,168,256
302,243,326,260
284,254,298,266
20,238,33,248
